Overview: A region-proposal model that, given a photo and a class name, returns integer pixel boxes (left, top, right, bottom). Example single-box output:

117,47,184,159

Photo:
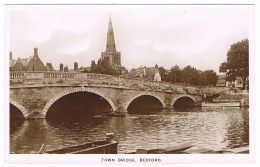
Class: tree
90,60,97,73
158,66,167,81
168,65,183,83
157,64,218,86
203,70,218,86
219,39,249,89
90,57,120,75
182,65,199,85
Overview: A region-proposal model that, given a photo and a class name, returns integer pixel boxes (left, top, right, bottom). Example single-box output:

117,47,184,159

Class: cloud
10,11,62,43
8,5,251,73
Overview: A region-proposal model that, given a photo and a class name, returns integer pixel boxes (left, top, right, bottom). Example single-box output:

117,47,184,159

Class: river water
10,107,249,154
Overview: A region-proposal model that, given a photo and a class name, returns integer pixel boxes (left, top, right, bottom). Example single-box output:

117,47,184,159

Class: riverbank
214,90,249,106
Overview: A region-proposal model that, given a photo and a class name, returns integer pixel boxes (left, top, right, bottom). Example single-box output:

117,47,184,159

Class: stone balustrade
9,71,203,95
10,72,24,79
44,72,76,79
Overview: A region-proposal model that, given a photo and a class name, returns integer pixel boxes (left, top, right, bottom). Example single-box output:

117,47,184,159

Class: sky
7,4,252,73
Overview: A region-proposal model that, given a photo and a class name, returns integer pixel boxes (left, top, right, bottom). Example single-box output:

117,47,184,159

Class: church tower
101,16,121,67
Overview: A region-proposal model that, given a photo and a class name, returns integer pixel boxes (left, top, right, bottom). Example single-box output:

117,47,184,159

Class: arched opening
173,96,196,109
46,92,112,122
127,95,164,114
10,104,25,120
10,104,25,134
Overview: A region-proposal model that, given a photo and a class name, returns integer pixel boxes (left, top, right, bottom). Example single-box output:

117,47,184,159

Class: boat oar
38,144,45,154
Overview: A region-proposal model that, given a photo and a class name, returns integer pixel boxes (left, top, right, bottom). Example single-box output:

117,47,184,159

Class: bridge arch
41,87,116,117
10,98,30,119
171,95,197,107
124,92,166,111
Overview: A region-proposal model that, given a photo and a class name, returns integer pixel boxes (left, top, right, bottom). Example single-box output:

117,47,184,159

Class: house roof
78,66,91,72
10,57,33,67
46,63,54,71
129,67,160,78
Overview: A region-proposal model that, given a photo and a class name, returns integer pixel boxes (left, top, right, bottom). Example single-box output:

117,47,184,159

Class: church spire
106,16,116,52
101,16,121,66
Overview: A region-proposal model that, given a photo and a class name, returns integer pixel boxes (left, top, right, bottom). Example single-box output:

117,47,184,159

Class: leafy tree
90,57,120,75
199,72,208,86
157,65,218,86
219,39,249,89
182,65,199,85
90,60,97,73
158,66,167,81
167,65,183,83
203,70,218,86
120,66,129,75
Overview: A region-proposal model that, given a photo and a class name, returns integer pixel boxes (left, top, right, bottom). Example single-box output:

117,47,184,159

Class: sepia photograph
4,2,255,164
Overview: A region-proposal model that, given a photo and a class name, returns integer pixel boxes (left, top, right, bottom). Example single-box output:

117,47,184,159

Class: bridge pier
114,107,127,113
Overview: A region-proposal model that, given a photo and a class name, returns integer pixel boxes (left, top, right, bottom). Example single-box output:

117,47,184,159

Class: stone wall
10,85,202,119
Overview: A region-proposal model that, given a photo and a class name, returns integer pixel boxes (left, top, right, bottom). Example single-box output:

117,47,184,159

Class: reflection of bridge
10,72,205,119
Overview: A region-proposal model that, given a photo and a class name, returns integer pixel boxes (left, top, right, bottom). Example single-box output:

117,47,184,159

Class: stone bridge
10,72,203,119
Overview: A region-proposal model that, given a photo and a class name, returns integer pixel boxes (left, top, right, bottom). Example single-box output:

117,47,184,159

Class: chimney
10,51,12,60
34,47,38,56
60,63,63,72
74,62,78,71
64,65,68,72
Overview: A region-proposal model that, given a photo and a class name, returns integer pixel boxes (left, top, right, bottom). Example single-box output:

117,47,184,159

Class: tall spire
101,15,121,66
106,16,116,52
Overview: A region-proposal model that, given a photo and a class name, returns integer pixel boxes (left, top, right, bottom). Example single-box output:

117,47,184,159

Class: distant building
154,70,161,81
226,77,243,88
77,66,91,73
216,75,226,87
128,66,161,81
74,62,78,71
216,74,243,88
46,63,54,71
10,48,47,72
101,16,121,67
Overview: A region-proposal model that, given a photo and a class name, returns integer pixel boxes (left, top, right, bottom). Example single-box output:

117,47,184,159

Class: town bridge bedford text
10,72,205,119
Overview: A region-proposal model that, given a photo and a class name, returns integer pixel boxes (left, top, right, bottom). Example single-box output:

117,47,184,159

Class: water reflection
10,107,249,154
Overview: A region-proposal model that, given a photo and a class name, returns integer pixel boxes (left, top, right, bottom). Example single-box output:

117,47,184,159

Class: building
216,74,226,87
154,70,161,81
46,63,54,71
101,16,121,67
10,48,47,72
216,74,243,88
226,77,243,88
77,66,91,73
128,66,161,81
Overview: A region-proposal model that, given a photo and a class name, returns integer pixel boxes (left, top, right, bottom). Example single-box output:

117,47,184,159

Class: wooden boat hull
126,143,193,154
184,146,249,154
42,141,118,154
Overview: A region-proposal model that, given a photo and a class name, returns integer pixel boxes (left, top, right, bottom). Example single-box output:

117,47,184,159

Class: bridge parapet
10,72,203,95
10,72,25,79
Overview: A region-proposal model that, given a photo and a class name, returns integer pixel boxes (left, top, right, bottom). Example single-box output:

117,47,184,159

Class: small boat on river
40,133,118,154
202,102,240,107
185,146,249,154
126,144,249,154
126,143,194,154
